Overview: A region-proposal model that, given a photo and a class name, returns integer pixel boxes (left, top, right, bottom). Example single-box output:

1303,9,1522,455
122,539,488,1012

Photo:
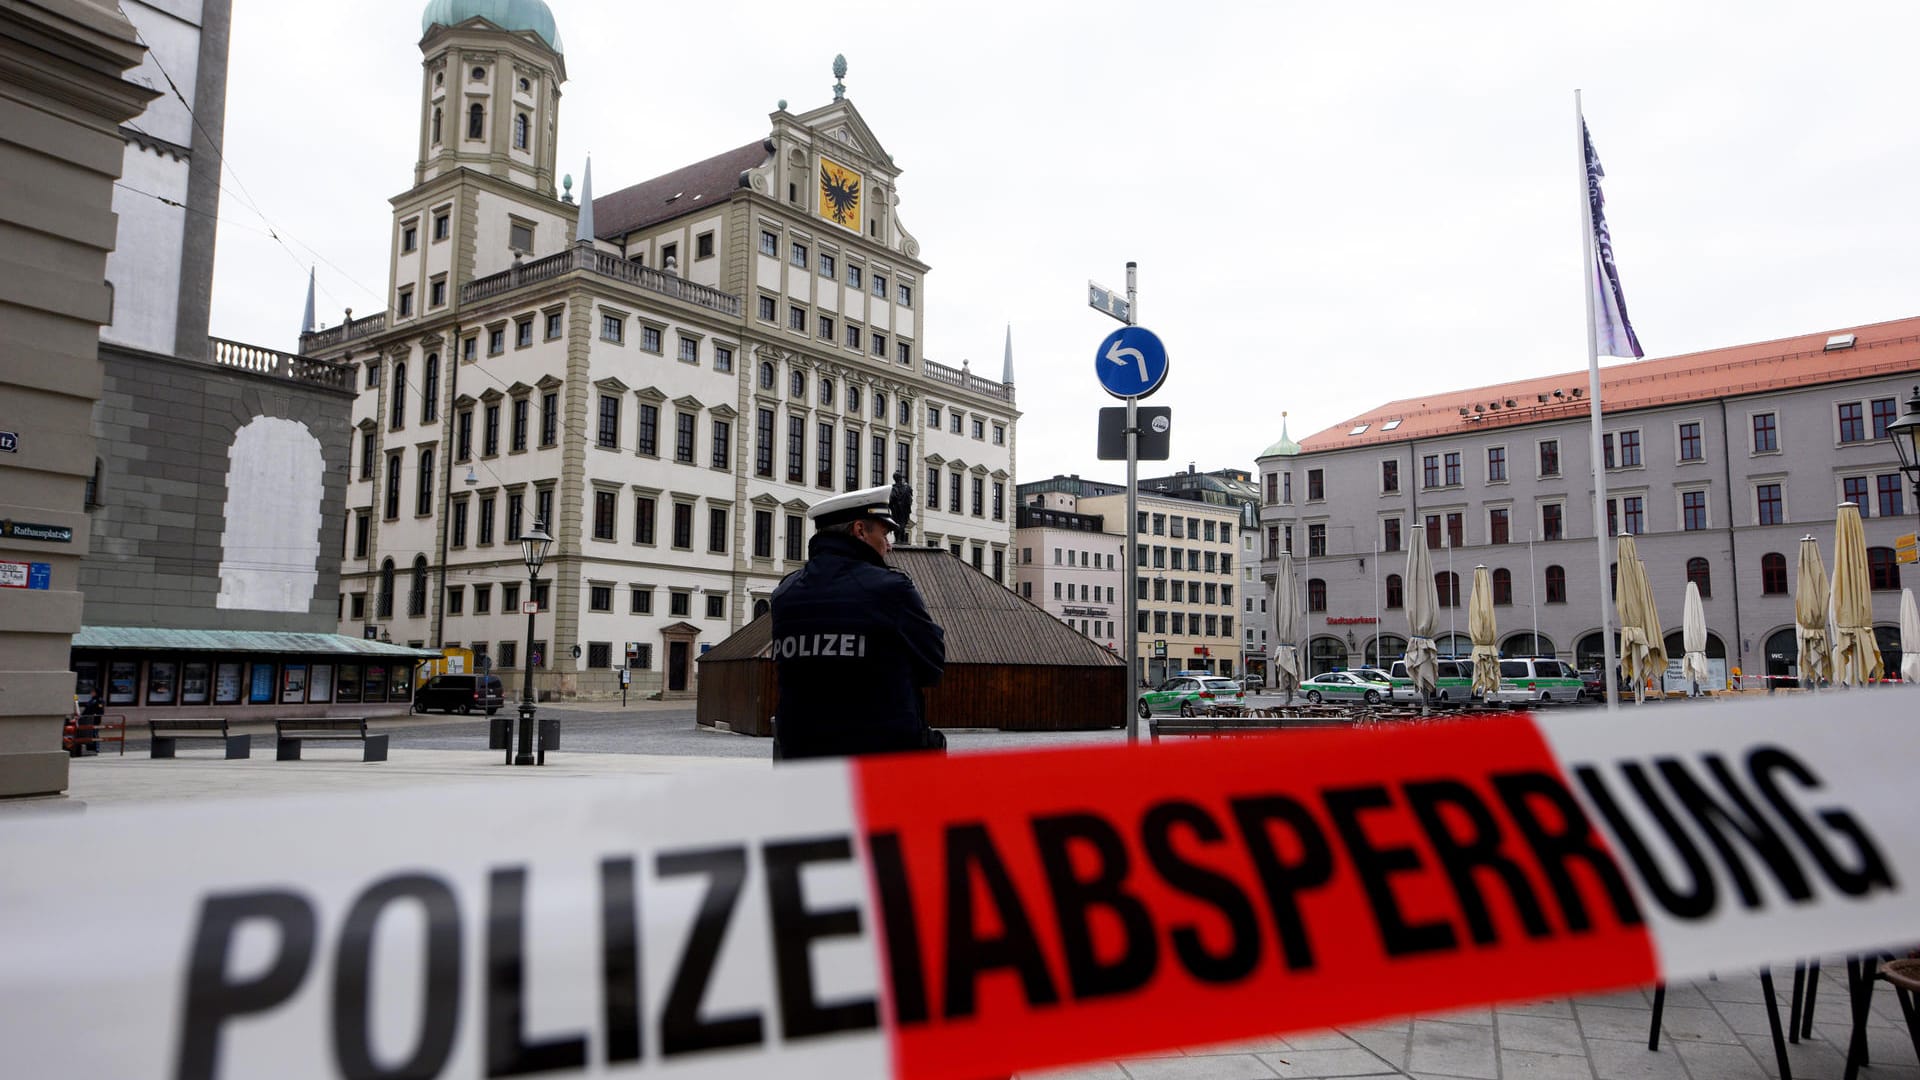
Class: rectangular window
1489,507,1509,545
1622,495,1644,534
402,224,418,252
484,404,500,456
695,232,714,260
473,585,490,613
678,336,698,363
488,327,505,355
714,345,732,373
446,587,463,615
897,283,913,307
601,314,623,343
456,410,473,461
1679,422,1703,461
672,503,693,549
506,491,524,541
516,318,533,347
637,404,658,456
949,471,962,514
384,452,402,519
1757,483,1784,525
1539,439,1560,477
788,416,805,483
1619,430,1641,467
758,296,776,322
760,230,778,256
1878,474,1906,518
753,511,774,559
1843,476,1870,513
631,587,652,615
871,435,886,487
971,476,985,518
705,594,724,619
1542,503,1564,542
992,482,1004,521
816,423,834,487
545,310,563,339
789,306,806,332
1839,402,1866,442
709,508,728,554
1487,446,1507,482
1307,469,1324,501
1422,455,1440,489
1872,397,1899,439
451,501,467,548
597,396,618,449
818,315,835,341
1383,517,1401,552
1753,412,1778,452
431,279,447,307
670,593,690,618
1308,523,1326,557
676,413,695,464
1446,512,1463,549
785,514,803,561
818,252,835,278
926,466,939,509
397,287,414,317
511,399,528,451
593,490,615,540
897,342,910,366
433,213,450,241
872,333,888,359
1444,452,1461,486
712,420,731,470
1381,460,1398,493
790,242,808,267
872,272,887,298
640,326,663,354
539,393,558,446
535,488,552,533
1682,490,1708,530
633,496,655,544
755,409,774,477
477,496,495,545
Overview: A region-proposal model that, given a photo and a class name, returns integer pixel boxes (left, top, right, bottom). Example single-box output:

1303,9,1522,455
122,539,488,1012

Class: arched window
1575,631,1606,672
847,386,861,415
1761,552,1788,595
1307,577,1326,612
1385,573,1403,609
1765,627,1801,689
467,102,484,140
1492,568,1512,605
513,112,529,150
431,107,442,145
873,391,887,418
390,362,407,429
819,378,834,407
378,558,395,617
759,361,774,390
409,555,428,617
416,448,435,516
1544,564,1566,603
790,371,805,398
1365,634,1407,668
752,598,771,620
1435,571,1459,608
1686,556,1711,598
1308,636,1347,676
421,353,439,423
1503,632,1554,658
1869,547,1901,591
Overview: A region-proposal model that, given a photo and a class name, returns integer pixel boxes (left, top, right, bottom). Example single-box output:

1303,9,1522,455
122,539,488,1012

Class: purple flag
1584,119,1643,359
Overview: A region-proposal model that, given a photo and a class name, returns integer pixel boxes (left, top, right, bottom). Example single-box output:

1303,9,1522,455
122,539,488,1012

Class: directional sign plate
1094,326,1169,399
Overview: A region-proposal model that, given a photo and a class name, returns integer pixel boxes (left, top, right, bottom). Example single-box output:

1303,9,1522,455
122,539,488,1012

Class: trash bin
489,716,510,751
538,716,560,752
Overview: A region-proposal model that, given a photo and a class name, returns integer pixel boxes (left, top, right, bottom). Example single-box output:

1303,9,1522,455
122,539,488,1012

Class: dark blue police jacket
770,532,945,758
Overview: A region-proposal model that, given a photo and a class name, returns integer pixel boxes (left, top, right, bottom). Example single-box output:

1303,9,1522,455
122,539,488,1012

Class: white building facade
305,4,1017,698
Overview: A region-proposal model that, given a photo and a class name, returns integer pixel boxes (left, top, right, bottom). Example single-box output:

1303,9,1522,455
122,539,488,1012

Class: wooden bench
1150,716,1298,742
275,717,386,762
149,719,250,759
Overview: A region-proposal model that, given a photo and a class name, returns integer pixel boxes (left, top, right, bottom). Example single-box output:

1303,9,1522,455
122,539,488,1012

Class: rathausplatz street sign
1094,326,1169,399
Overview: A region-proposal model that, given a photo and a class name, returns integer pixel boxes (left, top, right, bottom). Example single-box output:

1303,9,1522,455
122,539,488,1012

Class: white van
1489,658,1585,704
1387,659,1475,702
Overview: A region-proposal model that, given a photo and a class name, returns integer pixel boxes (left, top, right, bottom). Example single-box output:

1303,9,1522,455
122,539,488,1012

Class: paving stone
1256,1048,1395,1078
1673,1040,1766,1080
1018,1064,1131,1080
1583,989,1652,1009
1416,1006,1493,1026
1498,1049,1595,1080
1499,998,1576,1019
1499,1014,1586,1056
1186,1034,1291,1055
1584,1037,1689,1080
1738,1030,1848,1078
1120,1055,1276,1080
1714,999,1791,1037
1341,1025,1410,1070
1408,1021,1497,1079
1280,1031,1359,1051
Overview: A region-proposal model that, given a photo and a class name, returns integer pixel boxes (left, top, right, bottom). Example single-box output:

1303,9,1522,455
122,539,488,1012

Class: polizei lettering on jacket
773,633,867,660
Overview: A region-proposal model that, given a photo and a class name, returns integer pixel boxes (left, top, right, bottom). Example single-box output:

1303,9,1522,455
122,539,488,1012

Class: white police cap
807,484,900,529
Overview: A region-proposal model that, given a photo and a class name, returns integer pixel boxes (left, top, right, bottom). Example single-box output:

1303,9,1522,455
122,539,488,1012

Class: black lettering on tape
1031,813,1159,1000
1404,779,1552,946
176,889,318,1080
600,857,643,1064
1659,756,1812,908
941,823,1060,1019
865,832,931,1026
1748,747,1896,897
1492,772,1643,932
763,836,880,1040
1576,764,1717,920
1228,794,1334,971
1323,786,1456,957
657,846,766,1056
332,874,462,1080
486,868,588,1076
1140,801,1261,984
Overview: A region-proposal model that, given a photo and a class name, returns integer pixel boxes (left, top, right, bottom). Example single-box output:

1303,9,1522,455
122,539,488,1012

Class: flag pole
1578,89,1620,711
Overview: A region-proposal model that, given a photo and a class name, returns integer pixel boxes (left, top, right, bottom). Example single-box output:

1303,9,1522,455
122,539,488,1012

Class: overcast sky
207,1,1920,483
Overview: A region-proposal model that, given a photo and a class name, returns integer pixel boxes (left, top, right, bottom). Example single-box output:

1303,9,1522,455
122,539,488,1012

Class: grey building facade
1257,318,1920,683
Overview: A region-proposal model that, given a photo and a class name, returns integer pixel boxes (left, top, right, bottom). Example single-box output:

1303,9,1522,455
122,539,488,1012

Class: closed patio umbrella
1795,535,1831,691
1901,588,1920,684
1404,524,1439,703
1469,565,1501,699
1614,535,1656,703
1830,503,1884,686
1681,581,1711,696
1634,555,1668,687
1270,551,1301,704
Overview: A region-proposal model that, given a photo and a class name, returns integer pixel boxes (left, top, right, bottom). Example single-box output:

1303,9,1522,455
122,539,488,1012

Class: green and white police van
1387,659,1476,702
1489,657,1586,704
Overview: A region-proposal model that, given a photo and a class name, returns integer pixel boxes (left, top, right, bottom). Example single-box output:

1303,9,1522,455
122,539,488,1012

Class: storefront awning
74,627,441,659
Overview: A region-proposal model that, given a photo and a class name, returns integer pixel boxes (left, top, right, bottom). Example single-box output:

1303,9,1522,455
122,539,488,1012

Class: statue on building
889,471,914,542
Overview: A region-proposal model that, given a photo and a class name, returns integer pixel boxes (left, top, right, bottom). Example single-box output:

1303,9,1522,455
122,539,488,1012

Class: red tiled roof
592,140,772,240
1291,316,1920,454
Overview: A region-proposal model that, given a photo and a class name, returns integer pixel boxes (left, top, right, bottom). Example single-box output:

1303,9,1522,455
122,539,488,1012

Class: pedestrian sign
1093,326,1168,399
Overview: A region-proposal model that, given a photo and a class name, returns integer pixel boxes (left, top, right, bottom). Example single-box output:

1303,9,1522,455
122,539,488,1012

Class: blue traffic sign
1094,326,1169,399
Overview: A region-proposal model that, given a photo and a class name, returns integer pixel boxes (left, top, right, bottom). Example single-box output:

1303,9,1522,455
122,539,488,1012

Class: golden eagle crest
818,161,861,227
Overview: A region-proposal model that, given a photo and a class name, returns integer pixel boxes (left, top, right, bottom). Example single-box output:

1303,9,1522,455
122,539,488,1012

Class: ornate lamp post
1889,386,1920,519
514,522,553,767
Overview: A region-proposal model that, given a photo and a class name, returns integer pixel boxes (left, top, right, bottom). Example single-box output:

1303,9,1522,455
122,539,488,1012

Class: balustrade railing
210,338,354,390
924,359,1014,403
459,244,741,316
298,311,387,352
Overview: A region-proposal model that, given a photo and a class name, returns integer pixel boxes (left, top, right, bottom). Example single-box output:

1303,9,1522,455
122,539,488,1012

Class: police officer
771,484,945,759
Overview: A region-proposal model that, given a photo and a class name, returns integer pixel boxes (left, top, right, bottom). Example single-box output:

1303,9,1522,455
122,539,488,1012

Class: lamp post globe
515,522,553,766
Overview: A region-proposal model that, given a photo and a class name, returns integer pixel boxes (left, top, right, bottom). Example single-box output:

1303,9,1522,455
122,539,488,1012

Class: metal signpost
1089,262,1169,742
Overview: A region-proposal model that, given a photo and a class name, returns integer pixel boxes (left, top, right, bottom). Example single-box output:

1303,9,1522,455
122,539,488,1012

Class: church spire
1002,324,1014,384
574,156,594,243
299,267,315,338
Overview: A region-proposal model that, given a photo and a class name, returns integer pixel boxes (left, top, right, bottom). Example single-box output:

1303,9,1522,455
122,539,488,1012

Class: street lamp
1888,386,1920,517
514,521,553,766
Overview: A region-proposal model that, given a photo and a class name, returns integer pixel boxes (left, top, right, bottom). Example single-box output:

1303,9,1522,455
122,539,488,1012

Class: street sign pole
1123,262,1139,742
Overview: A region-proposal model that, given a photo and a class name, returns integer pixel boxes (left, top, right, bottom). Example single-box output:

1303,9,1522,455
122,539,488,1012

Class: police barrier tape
2,694,1917,1078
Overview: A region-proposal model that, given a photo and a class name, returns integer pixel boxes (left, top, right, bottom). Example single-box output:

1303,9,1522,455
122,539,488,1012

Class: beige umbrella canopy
1404,524,1439,700
1681,581,1711,694
1614,535,1660,703
1901,588,1920,685
1269,551,1301,703
1830,503,1884,686
1635,555,1668,682
1795,535,1832,690
1469,565,1501,698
